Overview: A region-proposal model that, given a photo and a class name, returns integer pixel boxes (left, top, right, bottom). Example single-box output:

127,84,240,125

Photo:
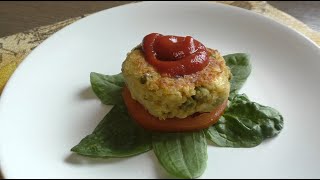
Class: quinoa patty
121,47,231,119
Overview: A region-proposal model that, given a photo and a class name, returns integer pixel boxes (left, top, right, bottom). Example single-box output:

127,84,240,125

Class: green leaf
90,72,125,106
223,53,251,99
206,115,263,147
206,94,283,147
152,131,207,179
71,105,152,157
228,94,284,138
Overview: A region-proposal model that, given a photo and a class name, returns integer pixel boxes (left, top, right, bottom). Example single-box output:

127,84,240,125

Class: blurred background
0,1,319,37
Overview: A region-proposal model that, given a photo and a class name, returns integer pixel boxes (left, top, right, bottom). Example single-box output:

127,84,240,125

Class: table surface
0,1,319,179
0,1,320,38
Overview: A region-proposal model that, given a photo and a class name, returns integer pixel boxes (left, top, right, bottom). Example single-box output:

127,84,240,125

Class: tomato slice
122,86,227,132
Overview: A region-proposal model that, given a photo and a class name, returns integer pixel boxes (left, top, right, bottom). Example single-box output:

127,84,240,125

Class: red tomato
122,86,227,132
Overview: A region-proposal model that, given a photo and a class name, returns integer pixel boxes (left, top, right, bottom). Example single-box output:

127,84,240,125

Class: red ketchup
142,33,209,76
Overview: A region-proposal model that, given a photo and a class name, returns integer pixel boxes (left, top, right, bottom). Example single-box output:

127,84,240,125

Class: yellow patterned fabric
0,1,319,93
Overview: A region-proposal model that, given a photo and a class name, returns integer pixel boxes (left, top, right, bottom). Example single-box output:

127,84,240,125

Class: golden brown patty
121,47,231,119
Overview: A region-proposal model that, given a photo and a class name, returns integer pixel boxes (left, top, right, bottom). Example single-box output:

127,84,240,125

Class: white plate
1,1,320,179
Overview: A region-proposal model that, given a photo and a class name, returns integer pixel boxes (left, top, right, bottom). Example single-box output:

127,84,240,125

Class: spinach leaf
206,94,283,147
152,131,207,179
223,53,251,99
206,115,263,147
90,72,125,106
71,105,152,157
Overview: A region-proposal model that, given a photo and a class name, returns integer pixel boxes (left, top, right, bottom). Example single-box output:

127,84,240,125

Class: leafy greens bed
71,53,283,178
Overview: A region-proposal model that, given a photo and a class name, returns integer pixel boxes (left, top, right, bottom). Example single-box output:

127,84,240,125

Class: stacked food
122,33,231,131
72,33,284,179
